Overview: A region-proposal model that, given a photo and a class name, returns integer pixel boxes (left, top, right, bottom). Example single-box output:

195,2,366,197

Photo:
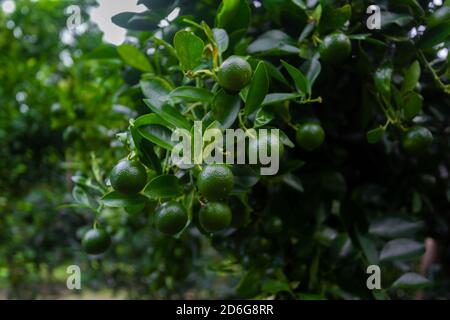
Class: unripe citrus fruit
402,126,433,154
110,159,147,194
217,56,252,92
296,123,325,151
154,201,188,235
82,228,111,255
265,216,283,234
197,164,234,201
199,202,232,232
319,33,351,64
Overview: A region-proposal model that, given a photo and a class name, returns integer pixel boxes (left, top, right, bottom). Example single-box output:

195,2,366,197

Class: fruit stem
418,50,450,95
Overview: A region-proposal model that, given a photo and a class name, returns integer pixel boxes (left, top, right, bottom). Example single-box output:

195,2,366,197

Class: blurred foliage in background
1,0,450,299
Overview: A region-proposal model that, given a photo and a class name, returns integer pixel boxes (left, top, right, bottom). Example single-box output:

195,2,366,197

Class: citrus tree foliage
69,0,450,299
1,0,449,299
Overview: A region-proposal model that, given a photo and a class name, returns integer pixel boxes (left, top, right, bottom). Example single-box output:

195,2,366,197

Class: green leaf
391,273,431,289
312,4,322,23
428,5,450,27
264,61,290,87
143,99,191,130
84,45,120,60
72,186,90,206
278,129,295,148
117,44,153,72
374,64,393,104
168,86,213,103
369,217,424,239
173,30,204,71
299,22,316,42
282,174,304,192
261,93,302,106
366,127,385,144
143,175,183,199
262,279,291,295
380,12,414,28
347,33,371,40
305,58,321,94
291,0,307,10
101,191,147,208
254,107,274,128
140,76,173,101
236,271,261,298
134,113,172,128
215,0,251,34
379,238,425,262
211,89,241,129
402,61,421,93
137,124,175,151
319,4,352,34
356,231,379,265
152,36,177,59
402,92,423,121
213,28,229,54
396,0,424,16
418,21,450,48
281,60,309,94
248,30,300,55
111,11,162,31
130,125,162,174
245,61,269,116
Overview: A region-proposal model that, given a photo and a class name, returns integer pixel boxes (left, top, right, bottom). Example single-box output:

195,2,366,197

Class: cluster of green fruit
81,160,237,254
318,31,434,155
81,34,433,255
218,55,326,152
81,54,329,255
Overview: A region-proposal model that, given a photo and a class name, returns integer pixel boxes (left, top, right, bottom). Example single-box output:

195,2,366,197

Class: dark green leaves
402,92,423,121
244,61,269,115
213,28,229,54
379,238,425,262
168,86,213,103
291,0,306,10
215,0,251,34
374,64,393,104
254,107,274,128
261,93,302,106
140,76,173,102
143,175,183,199
111,11,162,31
211,89,241,129
418,21,450,48
391,273,431,289
173,30,204,71
143,98,191,131
117,44,153,72
101,191,147,208
319,4,352,34
281,60,308,95
366,126,385,144
133,113,175,151
305,58,321,94
402,61,421,93
248,30,300,56
369,217,424,239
